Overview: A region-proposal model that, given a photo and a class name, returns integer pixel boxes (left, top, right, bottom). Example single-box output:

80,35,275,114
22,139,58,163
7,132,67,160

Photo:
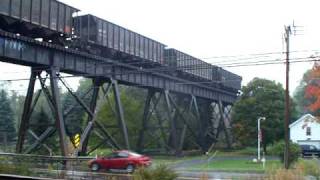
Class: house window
306,127,311,136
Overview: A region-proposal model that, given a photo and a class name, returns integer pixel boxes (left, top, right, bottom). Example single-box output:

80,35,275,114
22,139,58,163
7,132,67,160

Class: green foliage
0,163,32,176
133,165,178,180
232,78,297,149
0,89,16,141
270,140,301,166
293,69,312,116
31,107,51,136
9,91,25,131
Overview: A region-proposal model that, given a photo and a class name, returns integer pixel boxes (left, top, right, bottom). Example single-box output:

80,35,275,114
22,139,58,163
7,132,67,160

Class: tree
232,78,297,152
30,106,52,136
0,89,16,141
302,63,320,116
293,70,311,116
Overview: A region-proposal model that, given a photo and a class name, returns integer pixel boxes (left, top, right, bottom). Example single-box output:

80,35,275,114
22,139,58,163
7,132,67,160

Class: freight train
0,0,242,91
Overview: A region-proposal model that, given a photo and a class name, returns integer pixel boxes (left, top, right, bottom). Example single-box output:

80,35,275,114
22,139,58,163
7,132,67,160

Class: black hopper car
0,0,78,40
0,0,242,91
74,14,166,66
164,48,242,91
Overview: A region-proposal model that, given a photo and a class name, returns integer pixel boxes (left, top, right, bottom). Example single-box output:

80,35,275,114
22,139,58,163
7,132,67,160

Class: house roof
289,114,318,128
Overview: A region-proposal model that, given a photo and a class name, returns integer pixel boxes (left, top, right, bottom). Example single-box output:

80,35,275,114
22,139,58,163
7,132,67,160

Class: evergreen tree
0,89,16,141
30,107,52,136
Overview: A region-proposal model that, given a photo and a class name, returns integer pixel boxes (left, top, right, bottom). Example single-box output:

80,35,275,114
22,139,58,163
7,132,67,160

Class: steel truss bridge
0,30,238,157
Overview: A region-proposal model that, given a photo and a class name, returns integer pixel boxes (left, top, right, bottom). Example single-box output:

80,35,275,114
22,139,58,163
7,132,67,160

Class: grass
151,154,206,166
189,159,282,173
214,146,274,157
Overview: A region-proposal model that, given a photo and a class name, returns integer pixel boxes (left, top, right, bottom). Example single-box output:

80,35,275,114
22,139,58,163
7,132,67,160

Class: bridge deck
0,30,237,103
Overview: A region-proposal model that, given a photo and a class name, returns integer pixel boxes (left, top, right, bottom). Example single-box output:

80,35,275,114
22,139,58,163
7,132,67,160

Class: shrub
0,163,32,176
133,164,178,180
270,140,301,166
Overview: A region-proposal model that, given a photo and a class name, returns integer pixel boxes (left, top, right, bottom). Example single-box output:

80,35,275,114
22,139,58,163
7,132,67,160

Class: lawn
151,155,206,166
189,159,282,172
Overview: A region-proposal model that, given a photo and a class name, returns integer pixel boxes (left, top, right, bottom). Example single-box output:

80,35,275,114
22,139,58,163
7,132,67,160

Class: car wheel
91,163,100,171
126,164,135,173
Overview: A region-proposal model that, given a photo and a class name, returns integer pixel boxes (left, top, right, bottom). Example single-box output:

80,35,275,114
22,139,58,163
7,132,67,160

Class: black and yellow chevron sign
72,134,81,148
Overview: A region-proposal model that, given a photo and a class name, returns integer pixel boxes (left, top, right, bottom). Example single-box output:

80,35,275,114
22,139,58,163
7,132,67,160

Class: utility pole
283,22,302,169
284,25,291,169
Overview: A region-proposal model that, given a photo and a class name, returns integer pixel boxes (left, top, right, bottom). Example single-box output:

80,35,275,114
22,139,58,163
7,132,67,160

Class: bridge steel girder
0,31,237,104
28,130,53,155
48,67,69,156
136,90,208,155
63,78,130,155
111,79,130,150
16,69,37,153
218,101,233,148
136,89,155,152
79,78,101,154
0,29,239,155
25,127,56,154
16,68,71,156
206,100,234,150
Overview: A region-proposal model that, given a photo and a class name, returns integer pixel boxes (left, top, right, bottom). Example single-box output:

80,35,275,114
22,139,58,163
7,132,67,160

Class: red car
88,150,151,172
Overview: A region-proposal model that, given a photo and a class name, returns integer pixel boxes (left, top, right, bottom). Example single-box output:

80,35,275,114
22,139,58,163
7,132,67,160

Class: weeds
294,158,320,179
267,168,304,180
133,164,177,180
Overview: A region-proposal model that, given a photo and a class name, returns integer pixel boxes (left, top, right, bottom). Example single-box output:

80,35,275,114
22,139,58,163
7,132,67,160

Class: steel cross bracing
16,69,130,156
15,69,234,156
0,30,237,156
136,90,215,155
206,101,234,151
0,30,237,103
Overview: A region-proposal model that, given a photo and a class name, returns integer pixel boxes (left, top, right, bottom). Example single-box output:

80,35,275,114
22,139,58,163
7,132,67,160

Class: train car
0,0,78,38
218,68,242,90
74,14,166,64
164,48,213,81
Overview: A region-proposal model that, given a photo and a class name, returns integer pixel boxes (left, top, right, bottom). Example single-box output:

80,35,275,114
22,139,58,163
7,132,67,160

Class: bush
133,164,178,180
0,163,32,176
270,140,301,166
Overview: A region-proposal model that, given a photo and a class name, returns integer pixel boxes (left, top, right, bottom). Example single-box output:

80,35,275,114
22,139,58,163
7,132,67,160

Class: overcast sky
2,0,320,94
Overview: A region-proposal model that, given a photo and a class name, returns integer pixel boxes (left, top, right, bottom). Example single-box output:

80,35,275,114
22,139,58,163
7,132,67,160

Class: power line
0,56,317,87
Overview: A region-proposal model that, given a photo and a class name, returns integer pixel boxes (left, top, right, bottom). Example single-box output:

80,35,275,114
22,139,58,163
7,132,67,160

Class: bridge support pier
136,90,203,155
207,101,233,150
16,68,70,156
15,70,234,156
16,69,37,153
16,69,130,156
77,78,130,155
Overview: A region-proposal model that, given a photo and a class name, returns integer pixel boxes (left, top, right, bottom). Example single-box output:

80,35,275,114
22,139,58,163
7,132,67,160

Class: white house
289,114,320,149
